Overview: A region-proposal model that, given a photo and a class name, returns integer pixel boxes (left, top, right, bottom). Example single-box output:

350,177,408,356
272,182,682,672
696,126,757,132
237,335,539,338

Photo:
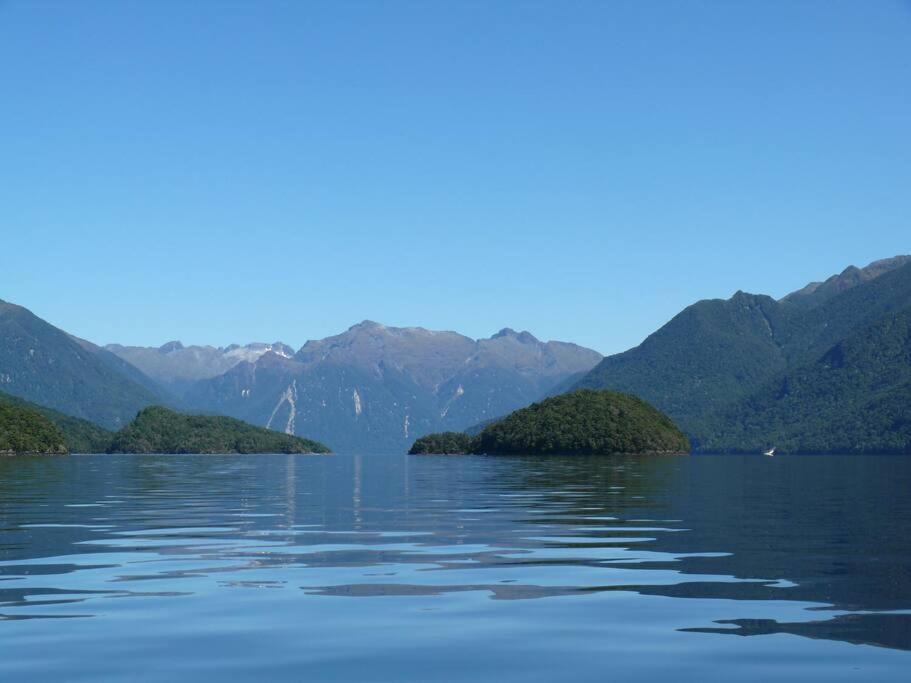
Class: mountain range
0,305,601,452
104,341,296,395
3,255,909,454
168,323,601,452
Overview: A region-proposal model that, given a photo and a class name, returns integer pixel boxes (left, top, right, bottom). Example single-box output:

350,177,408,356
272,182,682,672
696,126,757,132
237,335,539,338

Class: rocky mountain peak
492,328,539,344
158,341,184,354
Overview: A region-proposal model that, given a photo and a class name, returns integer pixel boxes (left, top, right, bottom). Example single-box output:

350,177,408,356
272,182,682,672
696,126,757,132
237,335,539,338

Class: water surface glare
2,453,910,681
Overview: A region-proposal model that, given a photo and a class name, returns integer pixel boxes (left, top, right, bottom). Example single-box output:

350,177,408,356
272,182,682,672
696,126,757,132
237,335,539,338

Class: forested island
408,431,476,455
108,406,330,454
410,389,689,456
0,392,330,455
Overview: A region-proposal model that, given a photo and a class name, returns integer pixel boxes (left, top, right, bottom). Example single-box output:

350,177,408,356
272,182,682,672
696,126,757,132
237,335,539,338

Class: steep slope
107,406,330,454
105,340,294,396
696,307,911,454
0,391,113,453
781,255,911,310
183,322,602,452
72,336,177,404
778,258,911,361
576,292,795,429
575,258,911,438
0,300,165,429
0,401,67,454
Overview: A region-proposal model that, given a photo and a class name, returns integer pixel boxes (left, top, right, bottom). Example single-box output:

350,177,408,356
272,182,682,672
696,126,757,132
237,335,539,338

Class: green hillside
0,390,113,452
0,401,67,454
576,292,793,429
411,390,689,456
696,308,911,454
107,406,331,454
575,260,911,453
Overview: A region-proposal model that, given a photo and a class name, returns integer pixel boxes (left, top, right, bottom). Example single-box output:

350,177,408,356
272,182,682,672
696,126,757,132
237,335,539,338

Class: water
1,453,910,681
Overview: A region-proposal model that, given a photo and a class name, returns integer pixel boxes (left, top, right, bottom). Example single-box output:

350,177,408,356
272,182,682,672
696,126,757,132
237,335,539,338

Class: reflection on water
1,454,910,681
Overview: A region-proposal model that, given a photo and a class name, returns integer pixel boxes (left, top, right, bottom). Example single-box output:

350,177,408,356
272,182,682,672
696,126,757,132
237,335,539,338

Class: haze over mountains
2,255,909,454
120,322,603,452
104,341,296,394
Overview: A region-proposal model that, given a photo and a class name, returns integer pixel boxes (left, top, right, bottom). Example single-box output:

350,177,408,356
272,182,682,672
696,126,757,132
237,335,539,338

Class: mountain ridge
178,322,602,452
575,255,911,453
0,299,169,429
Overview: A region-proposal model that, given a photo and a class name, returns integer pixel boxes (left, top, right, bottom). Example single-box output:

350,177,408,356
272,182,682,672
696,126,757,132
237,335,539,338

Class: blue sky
1,1,909,354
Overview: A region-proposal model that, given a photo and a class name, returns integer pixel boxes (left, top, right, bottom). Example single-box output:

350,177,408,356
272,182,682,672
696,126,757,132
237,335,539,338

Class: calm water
2,454,910,681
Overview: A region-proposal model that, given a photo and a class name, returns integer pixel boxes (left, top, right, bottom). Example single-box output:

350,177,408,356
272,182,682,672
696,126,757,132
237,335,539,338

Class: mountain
0,400,67,455
0,390,113,453
781,255,911,310
576,291,792,428
574,256,911,452
104,341,295,396
410,389,689,456
181,322,602,452
695,307,911,453
106,406,330,454
73,336,176,400
0,300,170,429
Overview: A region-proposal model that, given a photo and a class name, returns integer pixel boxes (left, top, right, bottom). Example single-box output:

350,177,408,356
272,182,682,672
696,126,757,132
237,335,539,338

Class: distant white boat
763,447,776,457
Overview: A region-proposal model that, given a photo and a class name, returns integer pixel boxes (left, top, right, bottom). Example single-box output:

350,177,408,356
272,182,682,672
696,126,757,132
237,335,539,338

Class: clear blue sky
1,1,909,354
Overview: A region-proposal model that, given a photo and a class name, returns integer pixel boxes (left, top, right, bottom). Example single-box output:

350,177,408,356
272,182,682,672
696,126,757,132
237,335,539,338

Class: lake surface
1,453,910,681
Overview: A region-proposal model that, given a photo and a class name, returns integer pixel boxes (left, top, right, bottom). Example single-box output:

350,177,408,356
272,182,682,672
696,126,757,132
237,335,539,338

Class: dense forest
0,391,113,452
694,308,911,453
409,432,476,454
576,260,911,454
411,390,689,456
107,406,331,454
0,401,67,454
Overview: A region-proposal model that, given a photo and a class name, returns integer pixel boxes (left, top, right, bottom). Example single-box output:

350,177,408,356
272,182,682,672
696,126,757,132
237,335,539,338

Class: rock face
179,322,602,453
410,389,689,456
0,401,67,455
106,406,330,454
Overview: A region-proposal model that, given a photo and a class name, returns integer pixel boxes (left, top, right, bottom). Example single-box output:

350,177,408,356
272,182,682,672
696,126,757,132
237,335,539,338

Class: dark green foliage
475,390,689,455
409,431,477,454
0,390,113,452
0,401,67,454
411,390,689,456
695,308,911,454
576,292,794,430
464,417,500,436
576,260,911,453
107,406,331,454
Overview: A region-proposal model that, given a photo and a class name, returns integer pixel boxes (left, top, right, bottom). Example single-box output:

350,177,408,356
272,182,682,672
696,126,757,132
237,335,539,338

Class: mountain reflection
1,453,910,653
